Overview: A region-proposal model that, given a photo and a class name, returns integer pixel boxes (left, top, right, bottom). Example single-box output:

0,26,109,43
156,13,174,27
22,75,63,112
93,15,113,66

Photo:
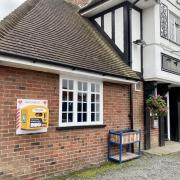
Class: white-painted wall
95,16,101,26
131,9,141,72
104,12,112,39
143,1,180,84
115,7,124,52
95,7,124,52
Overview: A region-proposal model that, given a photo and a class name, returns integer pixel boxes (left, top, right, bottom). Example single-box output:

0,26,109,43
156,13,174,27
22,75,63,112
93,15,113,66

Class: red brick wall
132,83,144,145
150,128,159,147
0,66,144,179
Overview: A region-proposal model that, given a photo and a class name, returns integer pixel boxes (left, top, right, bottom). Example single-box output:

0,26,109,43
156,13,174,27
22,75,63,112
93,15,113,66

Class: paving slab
143,141,180,155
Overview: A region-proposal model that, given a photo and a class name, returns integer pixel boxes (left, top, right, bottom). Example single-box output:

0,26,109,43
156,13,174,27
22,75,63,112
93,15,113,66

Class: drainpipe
129,84,134,153
129,85,134,130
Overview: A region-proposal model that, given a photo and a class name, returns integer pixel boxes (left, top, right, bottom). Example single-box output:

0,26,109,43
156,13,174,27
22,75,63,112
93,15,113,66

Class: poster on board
16,99,48,135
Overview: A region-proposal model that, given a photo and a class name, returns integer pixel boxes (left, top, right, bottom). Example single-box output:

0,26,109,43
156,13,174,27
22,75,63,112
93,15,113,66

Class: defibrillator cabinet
21,105,49,130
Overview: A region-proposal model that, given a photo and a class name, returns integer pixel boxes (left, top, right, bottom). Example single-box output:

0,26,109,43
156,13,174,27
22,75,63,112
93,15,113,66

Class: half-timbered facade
80,0,180,149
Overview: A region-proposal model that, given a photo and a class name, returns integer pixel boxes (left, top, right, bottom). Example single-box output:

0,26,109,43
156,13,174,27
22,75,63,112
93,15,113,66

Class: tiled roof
0,0,139,80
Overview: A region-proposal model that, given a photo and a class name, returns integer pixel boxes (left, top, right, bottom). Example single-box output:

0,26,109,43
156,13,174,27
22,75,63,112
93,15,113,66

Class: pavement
143,141,180,155
93,152,180,180
93,142,180,180
66,141,180,180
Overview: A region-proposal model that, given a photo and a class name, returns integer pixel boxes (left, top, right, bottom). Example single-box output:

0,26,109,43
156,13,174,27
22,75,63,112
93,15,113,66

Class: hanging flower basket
146,95,167,118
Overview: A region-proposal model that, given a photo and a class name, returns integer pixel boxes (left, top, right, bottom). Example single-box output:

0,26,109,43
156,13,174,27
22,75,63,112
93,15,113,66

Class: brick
0,66,144,179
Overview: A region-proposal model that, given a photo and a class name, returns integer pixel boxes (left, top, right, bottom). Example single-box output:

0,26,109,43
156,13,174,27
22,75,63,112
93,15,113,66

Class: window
91,83,101,122
61,79,74,123
169,12,180,45
162,53,180,75
135,81,142,92
60,77,103,127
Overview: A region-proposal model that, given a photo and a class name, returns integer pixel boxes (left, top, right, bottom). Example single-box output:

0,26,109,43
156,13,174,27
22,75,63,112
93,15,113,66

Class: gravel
93,153,180,180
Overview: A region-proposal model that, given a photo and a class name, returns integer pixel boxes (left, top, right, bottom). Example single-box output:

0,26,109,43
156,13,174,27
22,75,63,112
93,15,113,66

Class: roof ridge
0,0,41,39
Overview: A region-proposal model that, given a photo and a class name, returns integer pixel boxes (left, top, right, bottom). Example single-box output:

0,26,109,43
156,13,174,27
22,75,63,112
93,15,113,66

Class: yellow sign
21,105,49,130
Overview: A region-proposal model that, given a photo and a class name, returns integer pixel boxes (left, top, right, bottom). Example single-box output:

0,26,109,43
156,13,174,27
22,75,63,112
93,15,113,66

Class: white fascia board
81,0,158,17
81,0,125,17
144,77,180,85
0,55,137,84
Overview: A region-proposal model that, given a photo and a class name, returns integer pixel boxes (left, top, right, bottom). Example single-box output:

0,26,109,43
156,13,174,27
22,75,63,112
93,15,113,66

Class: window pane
62,91,67,101
91,103,95,112
91,94,95,102
176,24,180,44
83,93,87,102
169,13,175,41
68,102,73,111
62,113,67,123
91,84,95,92
83,113,87,122
96,84,100,92
78,113,82,122
78,103,82,111
78,93,82,101
62,79,68,89
78,82,82,91
69,80,73,90
96,94,100,102
96,113,100,121
62,102,67,111
68,113,73,122
83,103,87,112
96,103,100,112
69,92,73,101
83,82,87,91
91,113,95,122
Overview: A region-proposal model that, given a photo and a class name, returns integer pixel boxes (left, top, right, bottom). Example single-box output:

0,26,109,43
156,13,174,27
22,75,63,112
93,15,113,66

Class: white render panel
142,2,180,84
143,6,156,44
104,12,112,39
131,9,141,72
95,17,101,27
115,7,124,52
143,6,155,80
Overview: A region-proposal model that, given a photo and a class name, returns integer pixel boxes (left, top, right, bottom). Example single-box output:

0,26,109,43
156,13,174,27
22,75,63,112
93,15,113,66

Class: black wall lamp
133,39,147,46
133,39,180,53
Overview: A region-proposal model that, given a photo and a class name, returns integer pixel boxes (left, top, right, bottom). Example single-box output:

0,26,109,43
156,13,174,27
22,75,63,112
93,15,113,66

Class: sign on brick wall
16,99,49,135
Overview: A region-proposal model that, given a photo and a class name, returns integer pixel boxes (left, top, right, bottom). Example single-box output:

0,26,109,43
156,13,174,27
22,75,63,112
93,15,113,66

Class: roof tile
0,0,139,80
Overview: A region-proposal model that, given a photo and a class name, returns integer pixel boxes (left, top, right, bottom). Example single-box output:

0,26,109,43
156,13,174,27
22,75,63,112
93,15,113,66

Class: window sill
56,124,106,130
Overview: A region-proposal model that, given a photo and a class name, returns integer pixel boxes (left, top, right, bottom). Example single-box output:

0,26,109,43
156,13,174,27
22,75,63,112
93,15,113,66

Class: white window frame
135,81,141,92
59,75,103,127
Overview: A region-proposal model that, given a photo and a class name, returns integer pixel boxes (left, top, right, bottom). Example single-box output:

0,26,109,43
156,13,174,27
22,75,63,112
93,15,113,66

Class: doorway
157,84,170,142
169,87,180,142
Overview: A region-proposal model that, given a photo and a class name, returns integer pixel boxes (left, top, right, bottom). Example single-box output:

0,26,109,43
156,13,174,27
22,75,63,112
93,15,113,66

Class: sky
0,0,26,20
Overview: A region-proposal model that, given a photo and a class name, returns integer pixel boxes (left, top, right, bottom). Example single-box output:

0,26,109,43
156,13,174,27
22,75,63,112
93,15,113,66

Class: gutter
0,53,138,84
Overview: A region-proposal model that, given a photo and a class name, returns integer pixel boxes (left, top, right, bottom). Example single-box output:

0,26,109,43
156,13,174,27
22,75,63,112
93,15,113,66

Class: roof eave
0,51,140,82
80,0,159,17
